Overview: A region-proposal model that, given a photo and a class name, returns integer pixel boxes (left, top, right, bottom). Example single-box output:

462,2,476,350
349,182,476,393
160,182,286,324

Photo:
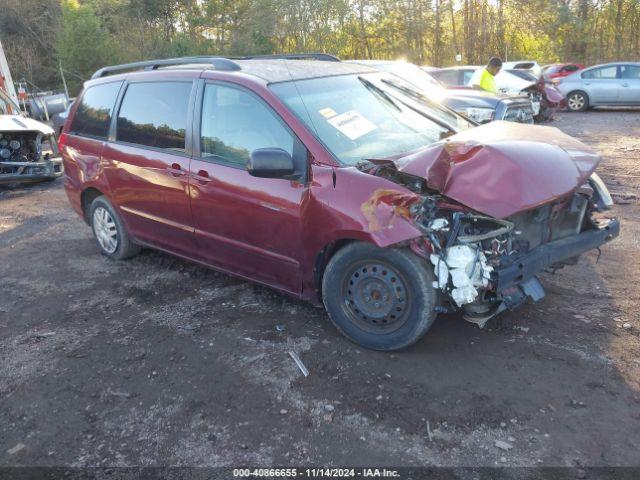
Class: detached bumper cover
495,218,620,293
0,156,63,184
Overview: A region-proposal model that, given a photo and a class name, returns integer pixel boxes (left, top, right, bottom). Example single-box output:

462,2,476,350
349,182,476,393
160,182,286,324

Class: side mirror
247,148,295,178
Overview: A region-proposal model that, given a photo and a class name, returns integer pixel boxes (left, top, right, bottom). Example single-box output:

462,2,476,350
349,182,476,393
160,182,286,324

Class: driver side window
200,83,294,167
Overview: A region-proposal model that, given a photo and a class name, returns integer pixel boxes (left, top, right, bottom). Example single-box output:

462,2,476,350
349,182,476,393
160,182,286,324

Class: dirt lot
1,110,639,469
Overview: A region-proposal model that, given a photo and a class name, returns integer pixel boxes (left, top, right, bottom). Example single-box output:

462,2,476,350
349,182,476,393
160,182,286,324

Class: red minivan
61,56,619,351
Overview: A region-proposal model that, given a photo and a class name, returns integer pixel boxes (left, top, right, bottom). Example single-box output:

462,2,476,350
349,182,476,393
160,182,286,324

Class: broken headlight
588,172,613,210
455,107,495,123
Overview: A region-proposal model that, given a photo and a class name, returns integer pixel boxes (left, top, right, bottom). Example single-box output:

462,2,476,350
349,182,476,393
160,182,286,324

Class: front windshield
271,73,463,166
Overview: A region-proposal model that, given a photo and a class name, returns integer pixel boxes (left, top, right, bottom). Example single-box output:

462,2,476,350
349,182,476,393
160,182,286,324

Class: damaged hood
391,121,601,218
495,70,536,94
0,115,54,135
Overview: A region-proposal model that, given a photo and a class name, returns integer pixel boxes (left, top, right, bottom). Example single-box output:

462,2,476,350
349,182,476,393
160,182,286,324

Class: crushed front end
0,117,63,185
409,173,619,326
357,121,620,325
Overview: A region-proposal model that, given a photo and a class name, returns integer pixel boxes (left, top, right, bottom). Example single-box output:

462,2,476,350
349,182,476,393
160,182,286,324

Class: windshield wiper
380,78,469,130
359,76,401,112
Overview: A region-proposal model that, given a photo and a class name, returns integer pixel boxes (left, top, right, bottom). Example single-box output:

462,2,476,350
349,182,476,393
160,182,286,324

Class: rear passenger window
116,82,192,152
582,66,617,79
69,82,122,139
200,84,294,166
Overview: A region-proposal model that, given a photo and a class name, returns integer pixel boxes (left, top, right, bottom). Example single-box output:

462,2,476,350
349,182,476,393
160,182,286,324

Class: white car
502,61,543,78
0,89,63,184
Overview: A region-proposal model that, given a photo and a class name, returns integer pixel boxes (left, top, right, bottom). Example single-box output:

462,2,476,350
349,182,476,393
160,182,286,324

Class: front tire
567,91,589,111
322,242,437,351
89,196,140,260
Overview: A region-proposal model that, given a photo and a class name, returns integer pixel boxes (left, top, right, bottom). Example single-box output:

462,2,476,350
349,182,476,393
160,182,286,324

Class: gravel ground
1,110,639,469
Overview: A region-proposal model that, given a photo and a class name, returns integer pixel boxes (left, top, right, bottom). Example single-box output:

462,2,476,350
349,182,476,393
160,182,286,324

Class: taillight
57,132,68,152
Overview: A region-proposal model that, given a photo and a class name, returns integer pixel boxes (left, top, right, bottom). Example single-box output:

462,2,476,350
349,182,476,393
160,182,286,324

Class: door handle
168,163,186,177
194,169,213,184
622,83,629,87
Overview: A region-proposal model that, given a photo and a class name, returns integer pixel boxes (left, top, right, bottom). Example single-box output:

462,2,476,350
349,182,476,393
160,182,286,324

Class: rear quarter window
69,82,122,139
116,82,192,152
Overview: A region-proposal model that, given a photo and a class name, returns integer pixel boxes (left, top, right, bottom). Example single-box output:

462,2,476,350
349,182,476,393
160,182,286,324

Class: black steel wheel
343,261,411,334
322,242,437,351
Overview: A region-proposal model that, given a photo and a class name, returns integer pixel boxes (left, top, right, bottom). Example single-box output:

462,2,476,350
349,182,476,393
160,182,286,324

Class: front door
103,80,196,255
189,82,307,294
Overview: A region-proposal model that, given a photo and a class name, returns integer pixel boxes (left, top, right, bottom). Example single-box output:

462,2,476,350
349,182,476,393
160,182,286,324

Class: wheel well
80,187,104,223
313,238,357,301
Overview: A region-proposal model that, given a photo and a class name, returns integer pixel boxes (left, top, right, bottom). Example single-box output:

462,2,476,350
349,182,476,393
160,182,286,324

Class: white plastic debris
288,351,309,377
7,443,25,455
495,440,513,451
428,218,449,231
430,244,493,307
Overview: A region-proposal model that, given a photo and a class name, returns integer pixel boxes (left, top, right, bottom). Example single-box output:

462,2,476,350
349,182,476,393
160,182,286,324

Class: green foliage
1,0,639,95
57,0,114,92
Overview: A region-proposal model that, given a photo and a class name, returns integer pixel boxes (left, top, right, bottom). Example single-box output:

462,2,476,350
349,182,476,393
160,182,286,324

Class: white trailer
0,40,19,105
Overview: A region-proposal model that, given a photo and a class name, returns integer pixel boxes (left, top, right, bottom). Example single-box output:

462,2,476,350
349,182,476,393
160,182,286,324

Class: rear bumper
0,156,64,184
494,218,620,293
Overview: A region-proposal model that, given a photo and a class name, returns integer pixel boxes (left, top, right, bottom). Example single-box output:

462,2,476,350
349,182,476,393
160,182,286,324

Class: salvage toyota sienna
60,56,619,351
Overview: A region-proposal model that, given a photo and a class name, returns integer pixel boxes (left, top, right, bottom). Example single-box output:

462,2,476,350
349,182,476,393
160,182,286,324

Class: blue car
556,62,640,111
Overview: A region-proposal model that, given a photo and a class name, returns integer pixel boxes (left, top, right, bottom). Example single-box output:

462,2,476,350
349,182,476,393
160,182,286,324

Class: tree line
1,0,639,95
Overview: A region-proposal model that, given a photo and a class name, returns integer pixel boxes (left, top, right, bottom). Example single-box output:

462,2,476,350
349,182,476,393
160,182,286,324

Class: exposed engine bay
0,126,62,184
367,161,617,327
1,132,45,163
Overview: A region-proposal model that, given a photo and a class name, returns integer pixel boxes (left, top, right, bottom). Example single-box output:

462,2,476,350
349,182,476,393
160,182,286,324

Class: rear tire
567,91,589,112
89,196,140,260
322,242,437,351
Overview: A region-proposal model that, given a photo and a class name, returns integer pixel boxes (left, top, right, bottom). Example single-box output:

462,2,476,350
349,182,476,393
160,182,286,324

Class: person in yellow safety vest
470,57,503,93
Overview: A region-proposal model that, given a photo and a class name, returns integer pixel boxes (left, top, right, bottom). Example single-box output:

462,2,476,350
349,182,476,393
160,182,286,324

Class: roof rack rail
90,56,241,79
237,53,340,62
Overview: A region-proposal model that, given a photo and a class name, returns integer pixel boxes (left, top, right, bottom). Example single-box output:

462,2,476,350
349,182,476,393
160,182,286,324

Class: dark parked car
430,66,565,121
51,100,73,138
350,61,535,124
61,56,619,350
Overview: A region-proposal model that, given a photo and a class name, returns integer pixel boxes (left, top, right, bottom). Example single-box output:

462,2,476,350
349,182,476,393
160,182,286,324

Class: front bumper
0,156,64,184
494,218,620,303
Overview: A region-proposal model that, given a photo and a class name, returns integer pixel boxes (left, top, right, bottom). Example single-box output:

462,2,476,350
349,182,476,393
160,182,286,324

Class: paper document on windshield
325,110,377,140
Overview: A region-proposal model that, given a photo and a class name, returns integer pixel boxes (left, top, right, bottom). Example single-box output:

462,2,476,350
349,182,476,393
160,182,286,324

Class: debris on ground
106,387,132,399
288,351,309,377
7,443,26,455
494,440,513,451
1,111,639,467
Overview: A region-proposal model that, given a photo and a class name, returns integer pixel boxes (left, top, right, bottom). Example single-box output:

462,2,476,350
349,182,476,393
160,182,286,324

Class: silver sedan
556,62,640,111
